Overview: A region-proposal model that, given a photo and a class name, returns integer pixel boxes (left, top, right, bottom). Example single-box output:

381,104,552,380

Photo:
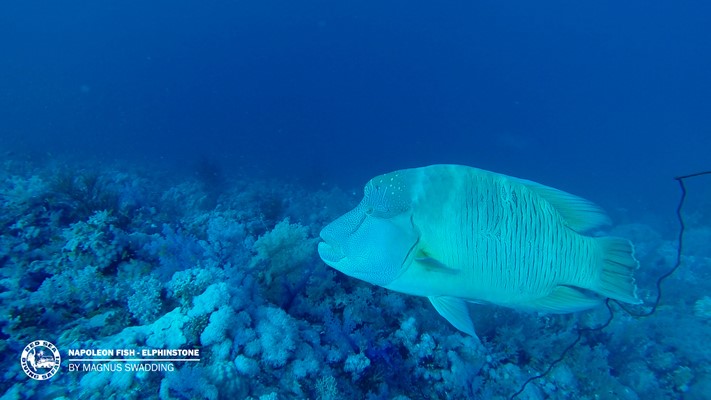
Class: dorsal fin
511,177,611,232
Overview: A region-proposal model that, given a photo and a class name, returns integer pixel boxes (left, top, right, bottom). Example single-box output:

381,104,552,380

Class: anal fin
527,286,603,313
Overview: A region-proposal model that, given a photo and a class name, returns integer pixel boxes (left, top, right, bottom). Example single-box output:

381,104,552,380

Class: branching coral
2,158,708,400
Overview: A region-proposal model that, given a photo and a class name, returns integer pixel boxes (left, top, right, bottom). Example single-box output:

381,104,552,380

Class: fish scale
318,164,641,337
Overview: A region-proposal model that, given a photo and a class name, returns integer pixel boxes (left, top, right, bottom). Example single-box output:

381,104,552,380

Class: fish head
318,170,421,287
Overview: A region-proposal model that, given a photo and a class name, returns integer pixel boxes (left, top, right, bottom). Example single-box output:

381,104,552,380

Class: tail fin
594,237,642,304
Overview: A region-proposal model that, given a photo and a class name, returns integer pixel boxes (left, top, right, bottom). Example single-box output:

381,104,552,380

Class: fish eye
363,181,403,218
365,204,390,218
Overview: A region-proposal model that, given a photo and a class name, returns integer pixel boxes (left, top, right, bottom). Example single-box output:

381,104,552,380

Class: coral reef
1,158,709,399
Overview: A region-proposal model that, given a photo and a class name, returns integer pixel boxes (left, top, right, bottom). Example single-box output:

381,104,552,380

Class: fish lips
317,227,346,268
318,240,375,280
317,240,345,268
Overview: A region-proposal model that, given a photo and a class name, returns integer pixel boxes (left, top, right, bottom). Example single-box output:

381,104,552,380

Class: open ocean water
1,1,710,399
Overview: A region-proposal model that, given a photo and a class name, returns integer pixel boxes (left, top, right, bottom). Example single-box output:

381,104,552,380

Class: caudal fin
594,237,642,304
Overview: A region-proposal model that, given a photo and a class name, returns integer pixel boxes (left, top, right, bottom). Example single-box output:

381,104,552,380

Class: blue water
1,1,710,399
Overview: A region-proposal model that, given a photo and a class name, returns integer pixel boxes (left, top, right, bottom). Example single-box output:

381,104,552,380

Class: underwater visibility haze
1,1,710,399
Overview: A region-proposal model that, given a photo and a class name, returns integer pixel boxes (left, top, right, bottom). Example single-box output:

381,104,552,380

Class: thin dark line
509,171,711,399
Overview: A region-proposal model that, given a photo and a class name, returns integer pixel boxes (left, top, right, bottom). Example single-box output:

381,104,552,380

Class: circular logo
21,340,61,380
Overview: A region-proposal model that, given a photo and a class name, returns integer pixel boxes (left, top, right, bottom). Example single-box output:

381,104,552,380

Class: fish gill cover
0,1,710,399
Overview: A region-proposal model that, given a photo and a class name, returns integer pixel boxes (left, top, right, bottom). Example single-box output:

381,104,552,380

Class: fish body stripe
414,169,595,304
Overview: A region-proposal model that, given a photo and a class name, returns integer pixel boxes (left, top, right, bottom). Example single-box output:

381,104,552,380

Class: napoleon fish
318,165,641,337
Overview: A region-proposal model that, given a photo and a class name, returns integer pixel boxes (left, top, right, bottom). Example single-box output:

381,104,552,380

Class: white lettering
68,349,115,357
125,363,175,372
116,349,135,357
82,363,122,372
140,349,200,357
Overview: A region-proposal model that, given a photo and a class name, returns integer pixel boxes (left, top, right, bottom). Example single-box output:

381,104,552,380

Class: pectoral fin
416,256,460,274
429,296,478,339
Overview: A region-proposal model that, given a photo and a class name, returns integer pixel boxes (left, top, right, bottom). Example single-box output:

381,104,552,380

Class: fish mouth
318,241,345,266
318,229,345,266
